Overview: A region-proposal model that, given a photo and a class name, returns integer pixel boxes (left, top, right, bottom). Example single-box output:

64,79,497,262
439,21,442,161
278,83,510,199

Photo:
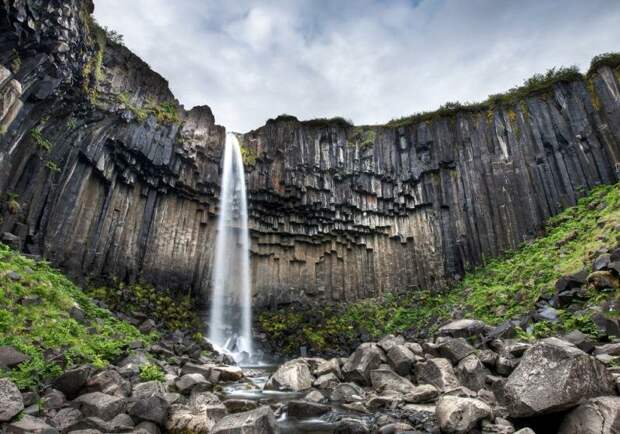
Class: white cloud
93,0,620,132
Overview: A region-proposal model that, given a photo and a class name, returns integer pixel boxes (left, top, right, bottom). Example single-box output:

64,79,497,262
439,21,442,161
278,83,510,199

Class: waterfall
209,133,253,358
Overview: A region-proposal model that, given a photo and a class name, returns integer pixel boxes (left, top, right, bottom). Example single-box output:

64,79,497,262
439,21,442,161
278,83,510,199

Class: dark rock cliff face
1,1,619,308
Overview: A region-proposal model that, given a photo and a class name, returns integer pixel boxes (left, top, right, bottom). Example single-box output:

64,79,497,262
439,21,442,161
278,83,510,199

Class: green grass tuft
139,363,165,382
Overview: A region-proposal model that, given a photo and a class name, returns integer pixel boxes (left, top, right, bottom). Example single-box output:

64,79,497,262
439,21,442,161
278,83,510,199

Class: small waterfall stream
209,132,253,359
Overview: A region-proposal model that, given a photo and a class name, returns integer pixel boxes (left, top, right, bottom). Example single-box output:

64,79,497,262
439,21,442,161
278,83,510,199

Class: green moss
87,282,201,333
265,114,353,129
347,127,376,150
116,93,179,125
387,66,582,128
139,363,165,382
6,192,20,215
240,145,257,167
0,244,149,389
45,161,61,173
31,128,52,152
259,183,620,354
10,49,21,74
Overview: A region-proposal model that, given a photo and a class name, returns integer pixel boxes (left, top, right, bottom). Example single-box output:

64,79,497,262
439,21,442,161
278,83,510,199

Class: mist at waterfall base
208,133,254,364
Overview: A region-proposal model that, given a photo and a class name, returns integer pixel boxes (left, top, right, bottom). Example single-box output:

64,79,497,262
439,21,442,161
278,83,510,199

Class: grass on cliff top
0,244,151,389
259,183,620,355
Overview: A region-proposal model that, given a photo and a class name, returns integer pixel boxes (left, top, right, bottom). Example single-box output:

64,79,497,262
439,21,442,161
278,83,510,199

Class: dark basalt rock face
1,0,619,307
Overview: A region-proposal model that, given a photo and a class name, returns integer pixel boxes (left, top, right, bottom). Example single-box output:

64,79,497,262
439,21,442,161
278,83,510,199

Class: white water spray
209,133,253,358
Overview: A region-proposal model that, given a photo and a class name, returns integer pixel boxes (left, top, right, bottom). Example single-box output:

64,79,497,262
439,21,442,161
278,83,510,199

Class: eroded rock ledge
0,0,619,307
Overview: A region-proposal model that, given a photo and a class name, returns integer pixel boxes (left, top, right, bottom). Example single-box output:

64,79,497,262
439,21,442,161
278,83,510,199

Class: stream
221,365,373,433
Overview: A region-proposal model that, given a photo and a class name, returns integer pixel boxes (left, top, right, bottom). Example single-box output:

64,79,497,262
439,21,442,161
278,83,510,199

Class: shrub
31,128,52,152
139,363,165,382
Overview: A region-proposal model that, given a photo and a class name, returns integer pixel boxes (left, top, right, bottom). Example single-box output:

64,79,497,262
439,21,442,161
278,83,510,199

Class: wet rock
181,362,211,377
223,399,258,413
342,343,383,386
377,422,414,434
264,359,314,391
166,393,225,434
73,392,125,421
331,382,366,402
314,358,342,379
436,396,492,433
416,358,460,390
504,337,615,417
335,417,371,433
386,344,415,375
439,319,488,338
437,338,475,364
0,346,29,368
0,378,24,421
53,365,92,399
211,406,278,434
370,367,415,394
5,415,59,434
558,396,620,434
287,400,331,418
210,365,245,382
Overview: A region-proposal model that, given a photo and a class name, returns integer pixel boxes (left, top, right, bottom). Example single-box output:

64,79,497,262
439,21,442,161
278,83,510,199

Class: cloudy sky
94,0,620,132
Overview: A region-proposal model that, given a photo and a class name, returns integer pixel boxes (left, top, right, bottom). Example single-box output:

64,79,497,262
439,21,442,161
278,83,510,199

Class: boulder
456,354,489,391
73,392,125,421
211,406,278,434
386,344,415,376
480,417,515,434
342,343,383,385
503,338,615,417
133,381,167,399
69,414,134,433
210,365,244,382
588,271,620,290
331,382,366,402
128,395,170,425
264,359,314,391
557,396,620,434
416,358,460,390
562,330,595,353
5,415,59,434
174,373,209,393
514,429,536,434
0,346,29,368
593,253,612,271
86,369,131,397
377,422,414,434
313,358,342,379
50,407,83,432
594,343,620,356
437,338,475,364
439,319,488,338
53,365,92,399
166,393,225,434
496,355,519,376
436,396,492,433
134,421,160,434
403,384,439,403
370,368,415,394
0,378,24,421
287,400,331,418
42,388,66,409
314,372,340,390
378,335,405,352
223,399,258,413
555,270,588,292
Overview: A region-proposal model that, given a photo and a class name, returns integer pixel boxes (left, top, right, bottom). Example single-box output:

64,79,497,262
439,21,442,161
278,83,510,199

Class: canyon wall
1,0,619,308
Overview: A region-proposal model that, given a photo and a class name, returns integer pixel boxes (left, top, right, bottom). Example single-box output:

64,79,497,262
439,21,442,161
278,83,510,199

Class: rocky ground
0,246,619,433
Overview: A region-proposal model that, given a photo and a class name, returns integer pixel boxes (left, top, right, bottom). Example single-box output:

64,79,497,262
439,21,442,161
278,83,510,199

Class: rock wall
1,0,619,308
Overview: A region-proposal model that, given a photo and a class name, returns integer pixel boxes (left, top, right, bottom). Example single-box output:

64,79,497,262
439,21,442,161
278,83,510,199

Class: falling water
209,133,253,358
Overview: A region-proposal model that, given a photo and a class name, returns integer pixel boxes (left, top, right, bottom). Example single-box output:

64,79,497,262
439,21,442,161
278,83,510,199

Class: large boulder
370,368,416,394
456,354,489,391
387,344,416,376
342,343,383,386
437,338,475,364
436,396,492,434
5,415,59,434
166,391,226,433
211,406,279,434
73,392,126,421
438,319,488,338
174,373,209,393
128,395,170,425
264,359,314,391
558,396,620,434
0,378,24,422
0,346,29,368
416,358,460,390
86,369,131,397
503,338,615,417
331,382,366,402
313,358,342,379
378,335,405,352
287,400,331,418
53,365,92,399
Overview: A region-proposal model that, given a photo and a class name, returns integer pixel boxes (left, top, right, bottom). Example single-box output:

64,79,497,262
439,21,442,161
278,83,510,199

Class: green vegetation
588,52,620,76
388,66,583,128
10,49,21,74
88,281,201,333
240,145,257,167
139,363,165,382
259,183,620,355
66,117,78,130
116,93,180,124
31,128,52,152
81,18,107,104
6,193,20,215
266,114,353,129
45,160,61,173
0,244,149,389
347,127,377,150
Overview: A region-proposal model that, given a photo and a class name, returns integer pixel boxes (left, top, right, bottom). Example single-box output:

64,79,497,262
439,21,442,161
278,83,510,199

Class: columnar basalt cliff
1,0,619,308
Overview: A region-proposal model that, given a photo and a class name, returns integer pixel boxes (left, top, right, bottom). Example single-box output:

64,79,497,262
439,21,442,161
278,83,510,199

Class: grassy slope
0,245,150,389
259,183,620,354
